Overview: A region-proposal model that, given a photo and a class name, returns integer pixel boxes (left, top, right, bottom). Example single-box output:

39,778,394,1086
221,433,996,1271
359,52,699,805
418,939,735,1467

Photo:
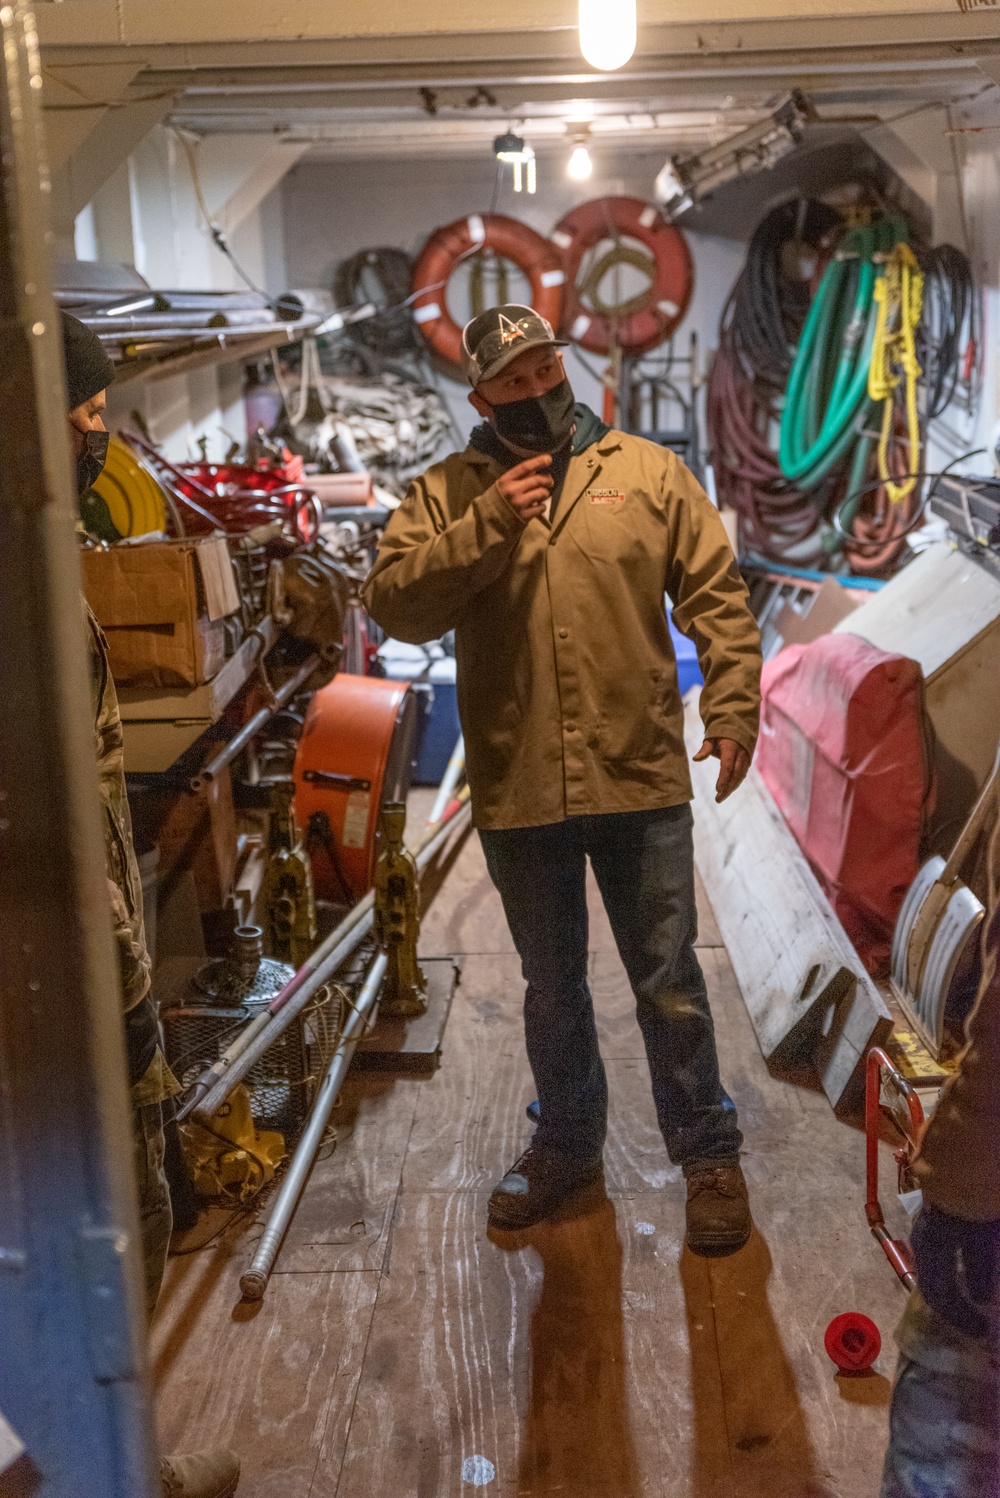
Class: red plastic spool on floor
757,632,934,976
825,1312,882,1374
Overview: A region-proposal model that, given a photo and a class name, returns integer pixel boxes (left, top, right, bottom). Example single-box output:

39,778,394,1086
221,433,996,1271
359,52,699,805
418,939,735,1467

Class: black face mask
490,378,575,454
76,428,109,497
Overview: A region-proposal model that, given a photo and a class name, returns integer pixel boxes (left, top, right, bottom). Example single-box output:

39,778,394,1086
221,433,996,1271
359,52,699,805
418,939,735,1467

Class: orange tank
293,674,419,903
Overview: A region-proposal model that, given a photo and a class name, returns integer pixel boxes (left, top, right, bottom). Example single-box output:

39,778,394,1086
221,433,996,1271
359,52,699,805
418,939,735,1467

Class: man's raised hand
496,454,554,522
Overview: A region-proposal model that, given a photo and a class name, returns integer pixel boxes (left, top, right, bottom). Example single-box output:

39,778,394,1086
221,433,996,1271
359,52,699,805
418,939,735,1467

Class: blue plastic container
413,659,462,785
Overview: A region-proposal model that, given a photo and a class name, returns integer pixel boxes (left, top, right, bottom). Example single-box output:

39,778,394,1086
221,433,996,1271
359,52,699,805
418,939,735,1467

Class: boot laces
687,1166,739,1198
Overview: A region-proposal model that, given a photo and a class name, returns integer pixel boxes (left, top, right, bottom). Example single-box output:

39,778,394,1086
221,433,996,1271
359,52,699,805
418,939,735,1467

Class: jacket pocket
596,670,670,767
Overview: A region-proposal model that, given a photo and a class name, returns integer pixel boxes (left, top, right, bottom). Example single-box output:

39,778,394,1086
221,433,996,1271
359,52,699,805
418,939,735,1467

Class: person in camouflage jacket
64,313,240,1497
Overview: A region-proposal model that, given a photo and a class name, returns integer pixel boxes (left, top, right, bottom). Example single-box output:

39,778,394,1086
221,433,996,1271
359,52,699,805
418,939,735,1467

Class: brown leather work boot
488,1145,603,1230
684,1159,752,1257
160,1449,240,1498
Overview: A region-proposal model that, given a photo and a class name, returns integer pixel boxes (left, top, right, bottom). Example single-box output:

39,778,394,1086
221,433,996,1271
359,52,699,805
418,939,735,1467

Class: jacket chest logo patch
587,488,626,505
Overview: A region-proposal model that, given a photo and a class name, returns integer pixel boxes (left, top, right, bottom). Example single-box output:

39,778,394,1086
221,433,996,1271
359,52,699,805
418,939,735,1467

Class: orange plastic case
294,674,418,903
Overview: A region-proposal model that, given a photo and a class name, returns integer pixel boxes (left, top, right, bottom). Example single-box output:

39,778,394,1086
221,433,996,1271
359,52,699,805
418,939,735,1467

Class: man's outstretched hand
496,454,553,522
693,738,751,803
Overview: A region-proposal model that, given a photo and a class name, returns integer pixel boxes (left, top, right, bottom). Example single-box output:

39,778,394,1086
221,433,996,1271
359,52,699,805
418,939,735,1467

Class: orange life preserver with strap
552,197,693,357
410,213,567,370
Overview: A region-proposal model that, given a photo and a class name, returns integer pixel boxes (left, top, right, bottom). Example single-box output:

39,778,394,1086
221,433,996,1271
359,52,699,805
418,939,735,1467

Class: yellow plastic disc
91,435,168,538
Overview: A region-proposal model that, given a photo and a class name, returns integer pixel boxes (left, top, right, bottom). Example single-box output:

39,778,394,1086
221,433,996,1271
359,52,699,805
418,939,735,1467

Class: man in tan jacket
364,305,762,1253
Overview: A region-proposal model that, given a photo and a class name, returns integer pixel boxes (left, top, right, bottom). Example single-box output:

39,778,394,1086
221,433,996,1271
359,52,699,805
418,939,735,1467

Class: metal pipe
82,312,239,331
239,950,389,1301
428,732,465,826
177,787,472,1124
190,653,320,791
98,320,316,349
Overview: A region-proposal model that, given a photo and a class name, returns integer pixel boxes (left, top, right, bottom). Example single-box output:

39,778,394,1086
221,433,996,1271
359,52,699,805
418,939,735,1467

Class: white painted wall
922,93,1000,482
74,125,293,462
279,146,745,445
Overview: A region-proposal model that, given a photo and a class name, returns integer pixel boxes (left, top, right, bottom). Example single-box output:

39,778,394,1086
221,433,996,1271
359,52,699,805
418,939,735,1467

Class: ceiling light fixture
578,0,636,73
567,134,593,181
493,130,537,194
655,91,815,218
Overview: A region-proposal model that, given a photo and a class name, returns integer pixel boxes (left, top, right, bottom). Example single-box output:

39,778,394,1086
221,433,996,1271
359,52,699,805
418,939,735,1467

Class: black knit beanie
60,311,116,411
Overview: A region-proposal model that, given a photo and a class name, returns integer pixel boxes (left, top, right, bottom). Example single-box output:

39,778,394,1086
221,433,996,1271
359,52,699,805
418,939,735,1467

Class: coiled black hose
916,243,974,420
727,198,842,389
334,247,419,356
707,198,841,564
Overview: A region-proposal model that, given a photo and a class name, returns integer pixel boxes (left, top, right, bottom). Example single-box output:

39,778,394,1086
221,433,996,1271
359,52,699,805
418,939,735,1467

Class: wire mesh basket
162,985,344,1140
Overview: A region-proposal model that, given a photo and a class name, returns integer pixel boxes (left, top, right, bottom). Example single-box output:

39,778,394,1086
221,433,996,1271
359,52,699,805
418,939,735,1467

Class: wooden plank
151,1254,378,1498
271,1068,421,1274
353,957,460,1073
399,954,536,1195
416,823,516,957
683,694,891,1112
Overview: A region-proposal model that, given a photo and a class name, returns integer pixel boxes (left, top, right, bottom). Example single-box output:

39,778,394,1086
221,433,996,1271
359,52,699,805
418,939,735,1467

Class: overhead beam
49,88,178,229
39,62,142,171
176,134,310,233
36,8,1000,72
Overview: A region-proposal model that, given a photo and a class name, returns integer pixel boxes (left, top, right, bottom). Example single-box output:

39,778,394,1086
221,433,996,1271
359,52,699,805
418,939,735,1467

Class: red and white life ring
410,213,567,369
552,197,693,357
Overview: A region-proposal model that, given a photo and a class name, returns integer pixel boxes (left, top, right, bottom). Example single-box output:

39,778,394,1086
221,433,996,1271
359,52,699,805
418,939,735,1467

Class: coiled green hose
779,216,908,493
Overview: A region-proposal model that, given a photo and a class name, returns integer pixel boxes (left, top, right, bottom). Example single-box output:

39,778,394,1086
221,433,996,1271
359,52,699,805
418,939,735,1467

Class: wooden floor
152,793,908,1498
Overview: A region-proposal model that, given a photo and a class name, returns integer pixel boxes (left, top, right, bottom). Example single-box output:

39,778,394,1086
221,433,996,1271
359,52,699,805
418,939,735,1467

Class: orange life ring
411,213,567,369
294,674,420,903
552,197,693,357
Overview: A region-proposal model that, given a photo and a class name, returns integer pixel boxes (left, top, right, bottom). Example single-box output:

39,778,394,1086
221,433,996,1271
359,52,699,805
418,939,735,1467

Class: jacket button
565,721,576,733
558,628,568,639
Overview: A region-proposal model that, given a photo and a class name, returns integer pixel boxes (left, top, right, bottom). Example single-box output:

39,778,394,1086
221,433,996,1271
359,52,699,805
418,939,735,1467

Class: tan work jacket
363,429,762,830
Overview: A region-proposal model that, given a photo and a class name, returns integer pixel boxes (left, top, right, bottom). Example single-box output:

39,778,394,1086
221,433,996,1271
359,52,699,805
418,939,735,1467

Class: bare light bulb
578,0,636,72
567,142,593,181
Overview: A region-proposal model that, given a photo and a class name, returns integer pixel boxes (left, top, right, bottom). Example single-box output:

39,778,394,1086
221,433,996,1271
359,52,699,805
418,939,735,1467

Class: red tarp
757,632,934,976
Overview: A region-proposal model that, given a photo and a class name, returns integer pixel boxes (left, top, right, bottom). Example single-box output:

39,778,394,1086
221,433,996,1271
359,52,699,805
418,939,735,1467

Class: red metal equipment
294,673,421,903
865,1045,926,1291
123,430,322,544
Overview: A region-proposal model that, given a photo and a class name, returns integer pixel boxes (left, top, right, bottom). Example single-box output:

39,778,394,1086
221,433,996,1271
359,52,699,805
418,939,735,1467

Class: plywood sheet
152,1253,378,1498
683,697,891,1110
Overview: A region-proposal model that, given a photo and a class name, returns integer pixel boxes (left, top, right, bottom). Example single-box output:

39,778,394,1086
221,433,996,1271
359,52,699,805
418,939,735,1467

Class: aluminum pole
0,7,158,1493
427,732,465,827
239,950,389,1301
179,786,471,1123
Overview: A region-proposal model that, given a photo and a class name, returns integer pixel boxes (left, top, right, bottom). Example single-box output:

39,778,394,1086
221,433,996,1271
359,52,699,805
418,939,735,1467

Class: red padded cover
757,632,934,975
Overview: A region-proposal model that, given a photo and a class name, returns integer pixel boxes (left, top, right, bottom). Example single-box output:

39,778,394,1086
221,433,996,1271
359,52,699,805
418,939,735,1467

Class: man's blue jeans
480,804,742,1168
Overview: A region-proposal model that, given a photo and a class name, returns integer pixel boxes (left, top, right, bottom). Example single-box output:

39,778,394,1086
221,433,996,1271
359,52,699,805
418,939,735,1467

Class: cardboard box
775,577,860,648
81,535,240,689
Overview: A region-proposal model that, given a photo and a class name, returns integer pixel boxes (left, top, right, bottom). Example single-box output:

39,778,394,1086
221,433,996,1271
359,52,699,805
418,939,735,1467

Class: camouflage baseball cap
460,303,567,386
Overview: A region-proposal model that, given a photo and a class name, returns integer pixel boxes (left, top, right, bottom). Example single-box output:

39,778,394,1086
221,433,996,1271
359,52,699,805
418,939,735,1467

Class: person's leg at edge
134,1094,241,1497
480,818,607,1226
132,1097,172,1322
587,804,750,1255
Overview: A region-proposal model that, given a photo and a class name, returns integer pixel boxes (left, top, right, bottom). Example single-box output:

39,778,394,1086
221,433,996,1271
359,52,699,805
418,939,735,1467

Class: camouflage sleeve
85,601,152,1013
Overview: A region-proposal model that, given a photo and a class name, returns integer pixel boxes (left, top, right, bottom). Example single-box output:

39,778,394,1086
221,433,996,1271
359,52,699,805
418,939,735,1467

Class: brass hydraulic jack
373,802,427,1017
259,778,318,968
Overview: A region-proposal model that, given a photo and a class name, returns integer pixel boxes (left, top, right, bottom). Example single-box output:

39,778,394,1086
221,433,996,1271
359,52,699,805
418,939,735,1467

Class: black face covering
76,428,109,496
490,378,575,453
